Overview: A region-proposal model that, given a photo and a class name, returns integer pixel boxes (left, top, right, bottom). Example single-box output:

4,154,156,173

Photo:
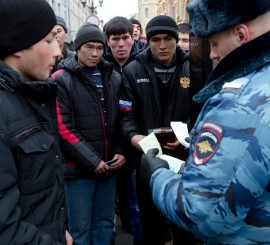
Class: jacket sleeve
119,65,142,140
0,130,60,244
55,73,101,171
149,96,270,240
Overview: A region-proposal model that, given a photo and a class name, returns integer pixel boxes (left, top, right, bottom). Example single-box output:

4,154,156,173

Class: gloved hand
140,148,169,184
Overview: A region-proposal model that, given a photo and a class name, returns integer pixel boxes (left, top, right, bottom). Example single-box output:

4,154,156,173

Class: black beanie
0,0,56,58
74,23,106,51
56,16,68,33
130,18,142,29
187,0,270,38
146,15,178,42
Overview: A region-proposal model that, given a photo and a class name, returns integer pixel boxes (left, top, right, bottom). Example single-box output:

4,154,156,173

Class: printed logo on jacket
180,76,190,88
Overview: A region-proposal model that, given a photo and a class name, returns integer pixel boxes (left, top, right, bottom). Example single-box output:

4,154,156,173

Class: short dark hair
105,16,133,38
177,22,190,34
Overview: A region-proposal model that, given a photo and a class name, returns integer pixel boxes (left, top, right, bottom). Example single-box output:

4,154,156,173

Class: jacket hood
58,55,114,75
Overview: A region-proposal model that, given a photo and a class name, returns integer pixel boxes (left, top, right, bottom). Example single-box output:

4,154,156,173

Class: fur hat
146,15,179,42
187,0,270,38
0,0,56,58
56,16,68,33
74,23,105,51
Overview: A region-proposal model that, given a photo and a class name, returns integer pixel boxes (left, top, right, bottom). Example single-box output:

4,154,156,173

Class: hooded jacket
54,55,123,178
0,60,66,244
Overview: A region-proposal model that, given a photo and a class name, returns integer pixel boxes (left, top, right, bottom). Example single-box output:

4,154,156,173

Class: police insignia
194,122,223,165
180,76,190,88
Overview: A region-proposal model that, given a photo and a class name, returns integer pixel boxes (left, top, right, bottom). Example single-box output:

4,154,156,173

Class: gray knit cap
56,16,68,33
74,23,105,51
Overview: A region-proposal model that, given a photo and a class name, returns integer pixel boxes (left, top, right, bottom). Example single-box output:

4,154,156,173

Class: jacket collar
0,60,57,100
194,31,270,103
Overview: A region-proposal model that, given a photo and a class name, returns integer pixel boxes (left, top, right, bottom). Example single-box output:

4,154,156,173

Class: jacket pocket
17,129,56,194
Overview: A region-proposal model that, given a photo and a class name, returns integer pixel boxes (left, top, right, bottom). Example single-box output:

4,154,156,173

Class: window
145,8,149,17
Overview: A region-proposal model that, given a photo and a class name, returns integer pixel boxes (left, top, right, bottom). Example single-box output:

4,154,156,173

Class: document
170,121,190,148
138,133,184,173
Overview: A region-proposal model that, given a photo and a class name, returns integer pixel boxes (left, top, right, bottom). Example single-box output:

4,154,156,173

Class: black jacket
0,61,66,244
54,55,123,178
120,46,190,141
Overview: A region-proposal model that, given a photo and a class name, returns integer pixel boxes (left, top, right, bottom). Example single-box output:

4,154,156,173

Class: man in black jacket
0,0,72,244
104,16,144,244
53,23,125,245
120,15,200,245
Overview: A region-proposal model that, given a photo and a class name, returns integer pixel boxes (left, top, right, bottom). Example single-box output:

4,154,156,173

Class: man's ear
234,24,250,44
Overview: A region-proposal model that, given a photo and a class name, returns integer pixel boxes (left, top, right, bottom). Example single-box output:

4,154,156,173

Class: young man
130,18,148,50
53,23,125,245
120,15,197,245
104,16,137,73
0,0,72,244
141,0,270,244
103,16,143,244
177,22,190,51
51,16,75,73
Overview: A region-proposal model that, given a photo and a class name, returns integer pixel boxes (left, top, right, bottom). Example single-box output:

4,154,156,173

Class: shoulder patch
193,122,223,165
180,76,190,88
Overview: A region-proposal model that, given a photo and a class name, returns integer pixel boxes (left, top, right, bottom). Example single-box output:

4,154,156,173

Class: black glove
140,148,169,184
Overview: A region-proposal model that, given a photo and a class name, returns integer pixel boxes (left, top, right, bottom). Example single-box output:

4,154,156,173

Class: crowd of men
0,0,270,245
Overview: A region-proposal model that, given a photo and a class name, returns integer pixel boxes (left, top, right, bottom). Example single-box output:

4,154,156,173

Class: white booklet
138,133,184,173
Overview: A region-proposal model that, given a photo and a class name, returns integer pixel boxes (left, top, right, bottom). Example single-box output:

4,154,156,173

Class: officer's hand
140,148,169,184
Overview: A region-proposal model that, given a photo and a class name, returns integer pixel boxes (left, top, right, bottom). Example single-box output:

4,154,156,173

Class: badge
193,122,223,165
180,76,190,88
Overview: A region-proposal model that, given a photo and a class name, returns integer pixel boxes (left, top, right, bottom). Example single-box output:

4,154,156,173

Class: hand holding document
170,121,190,148
138,133,185,173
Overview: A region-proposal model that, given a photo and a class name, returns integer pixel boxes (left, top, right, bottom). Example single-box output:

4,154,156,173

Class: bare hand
164,139,180,150
131,135,146,151
94,160,109,174
109,154,126,170
66,230,73,245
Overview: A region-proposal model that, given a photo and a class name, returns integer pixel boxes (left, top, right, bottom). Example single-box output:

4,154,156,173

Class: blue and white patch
194,122,223,165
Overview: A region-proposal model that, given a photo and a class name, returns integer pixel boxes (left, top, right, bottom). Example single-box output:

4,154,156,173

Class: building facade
46,0,90,42
46,0,189,43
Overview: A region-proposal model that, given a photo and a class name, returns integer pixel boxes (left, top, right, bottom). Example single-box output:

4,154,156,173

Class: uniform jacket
120,46,190,141
0,60,66,244
150,31,270,244
54,55,123,178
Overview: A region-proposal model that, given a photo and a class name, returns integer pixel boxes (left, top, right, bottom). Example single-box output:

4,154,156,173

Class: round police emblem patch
193,122,223,165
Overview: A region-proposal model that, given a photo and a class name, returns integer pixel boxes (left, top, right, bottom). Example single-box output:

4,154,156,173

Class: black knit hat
0,0,56,58
130,19,142,29
56,16,68,33
74,23,106,51
187,0,270,38
146,15,178,42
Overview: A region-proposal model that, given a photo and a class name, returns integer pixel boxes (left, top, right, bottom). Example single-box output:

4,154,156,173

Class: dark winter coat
54,55,123,178
0,60,66,244
120,46,190,140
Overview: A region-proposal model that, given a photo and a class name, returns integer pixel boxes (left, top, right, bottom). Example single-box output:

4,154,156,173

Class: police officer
141,0,270,244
